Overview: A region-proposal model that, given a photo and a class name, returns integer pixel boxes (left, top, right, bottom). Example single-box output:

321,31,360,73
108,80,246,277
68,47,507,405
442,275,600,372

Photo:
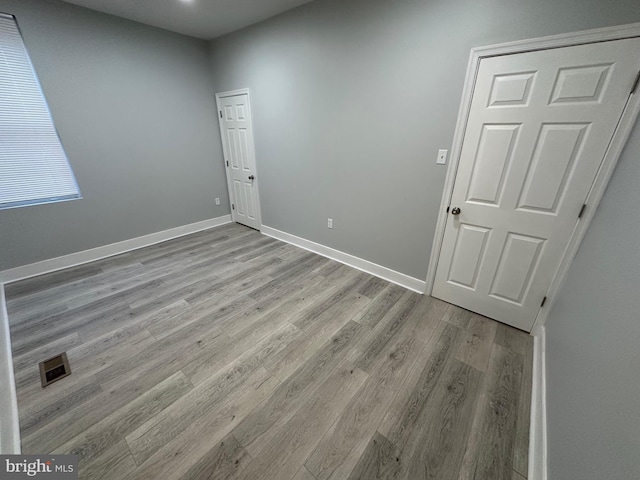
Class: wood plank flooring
5,223,533,480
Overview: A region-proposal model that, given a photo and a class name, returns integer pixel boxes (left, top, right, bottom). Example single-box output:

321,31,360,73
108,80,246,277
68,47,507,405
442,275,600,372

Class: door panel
433,38,640,331
516,123,588,213
550,64,612,104
226,130,240,169
488,72,535,107
239,129,251,171
243,180,256,219
447,224,492,290
489,233,546,305
218,93,261,230
233,179,245,216
467,124,520,205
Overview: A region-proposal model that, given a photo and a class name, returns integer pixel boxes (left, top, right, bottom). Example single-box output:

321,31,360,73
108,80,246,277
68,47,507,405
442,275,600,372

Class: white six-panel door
433,38,640,331
217,92,262,230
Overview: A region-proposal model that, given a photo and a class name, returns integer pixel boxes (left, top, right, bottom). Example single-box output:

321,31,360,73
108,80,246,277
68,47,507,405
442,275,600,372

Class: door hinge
540,296,547,307
232,203,235,210
446,206,450,213
220,110,223,118
226,160,229,167
632,70,640,94
578,203,587,219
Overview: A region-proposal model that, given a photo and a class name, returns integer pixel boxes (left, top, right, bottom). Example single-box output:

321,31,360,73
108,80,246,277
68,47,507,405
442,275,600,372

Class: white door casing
217,90,262,230
432,37,640,332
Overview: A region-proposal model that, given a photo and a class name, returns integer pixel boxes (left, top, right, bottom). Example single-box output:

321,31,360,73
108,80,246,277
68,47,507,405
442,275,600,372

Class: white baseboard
0,287,20,454
261,225,427,294
0,215,232,284
0,215,232,453
529,324,547,480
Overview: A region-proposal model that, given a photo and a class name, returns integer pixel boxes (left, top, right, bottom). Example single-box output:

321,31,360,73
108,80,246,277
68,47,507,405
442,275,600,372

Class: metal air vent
39,352,71,387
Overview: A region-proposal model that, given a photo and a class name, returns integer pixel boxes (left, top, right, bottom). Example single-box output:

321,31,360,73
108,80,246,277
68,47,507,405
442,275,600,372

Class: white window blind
0,13,81,210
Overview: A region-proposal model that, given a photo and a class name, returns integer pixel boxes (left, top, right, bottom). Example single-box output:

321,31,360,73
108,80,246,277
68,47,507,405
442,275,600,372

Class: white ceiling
61,0,313,40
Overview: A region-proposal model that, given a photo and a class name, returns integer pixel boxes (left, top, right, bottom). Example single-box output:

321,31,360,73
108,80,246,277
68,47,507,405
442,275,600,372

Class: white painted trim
426,22,640,331
215,88,263,231
425,48,480,295
216,91,242,226
529,324,547,480
472,22,640,56
262,225,427,294
216,88,251,99
0,216,231,284
0,286,20,454
532,85,640,331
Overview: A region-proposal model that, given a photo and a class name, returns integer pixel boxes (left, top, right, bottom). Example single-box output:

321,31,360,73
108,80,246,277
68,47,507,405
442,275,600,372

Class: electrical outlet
328,218,333,229
437,149,448,165
215,198,220,205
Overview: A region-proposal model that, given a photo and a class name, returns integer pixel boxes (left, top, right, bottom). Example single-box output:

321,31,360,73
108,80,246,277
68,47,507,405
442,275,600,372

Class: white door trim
215,88,263,230
426,22,640,332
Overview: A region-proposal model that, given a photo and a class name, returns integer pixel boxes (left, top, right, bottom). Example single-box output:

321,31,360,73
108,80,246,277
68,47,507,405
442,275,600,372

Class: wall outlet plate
437,149,448,165
215,198,220,205
328,218,333,229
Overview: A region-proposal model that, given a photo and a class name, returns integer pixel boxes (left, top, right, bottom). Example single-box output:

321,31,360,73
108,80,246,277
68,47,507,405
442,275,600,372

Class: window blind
0,13,81,210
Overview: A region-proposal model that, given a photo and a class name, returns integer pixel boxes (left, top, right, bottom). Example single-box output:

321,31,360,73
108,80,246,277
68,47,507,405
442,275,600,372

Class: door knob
451,207,461,215
248,175,255,180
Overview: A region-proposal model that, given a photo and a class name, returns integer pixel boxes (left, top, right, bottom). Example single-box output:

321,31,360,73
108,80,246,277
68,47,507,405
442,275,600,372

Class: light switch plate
437,149,448,165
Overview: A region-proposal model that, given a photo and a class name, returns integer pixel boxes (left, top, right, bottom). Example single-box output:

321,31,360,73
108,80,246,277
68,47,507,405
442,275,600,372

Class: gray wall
210,0,640,280
0,0,228,271
545,122,640,479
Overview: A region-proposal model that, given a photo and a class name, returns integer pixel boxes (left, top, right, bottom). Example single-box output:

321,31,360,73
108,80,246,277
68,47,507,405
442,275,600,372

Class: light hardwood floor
5,223,533,480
